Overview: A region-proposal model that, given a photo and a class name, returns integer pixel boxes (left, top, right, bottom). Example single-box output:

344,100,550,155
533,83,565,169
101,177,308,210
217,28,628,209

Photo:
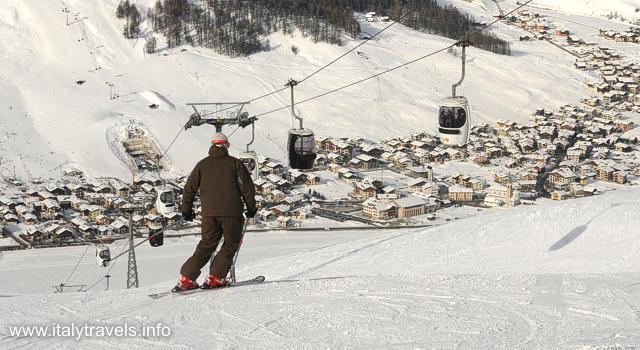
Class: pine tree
145,37,157,53
128,5,141,39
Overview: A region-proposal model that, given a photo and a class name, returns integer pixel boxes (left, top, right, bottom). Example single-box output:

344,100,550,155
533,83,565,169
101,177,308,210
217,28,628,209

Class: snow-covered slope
1,184,638,349
1,0,624,179
2,2,640,346
513,0,640,22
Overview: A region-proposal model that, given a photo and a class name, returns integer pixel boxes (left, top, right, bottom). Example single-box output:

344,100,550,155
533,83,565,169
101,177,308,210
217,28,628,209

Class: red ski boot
171,275,199,293
201,275,229,289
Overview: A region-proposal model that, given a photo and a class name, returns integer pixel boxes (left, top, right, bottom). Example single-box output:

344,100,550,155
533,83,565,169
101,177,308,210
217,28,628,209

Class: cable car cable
84,221,184,291
85,241,128,291
253,0,533,119
297,12,411,85
136,0,531,181
206,11,415,116
63,244,90,285
130,6,447,178
134,126,185,182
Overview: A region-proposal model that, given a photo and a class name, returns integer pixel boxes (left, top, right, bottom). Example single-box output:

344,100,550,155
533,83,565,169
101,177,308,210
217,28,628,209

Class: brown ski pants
180,216,244,281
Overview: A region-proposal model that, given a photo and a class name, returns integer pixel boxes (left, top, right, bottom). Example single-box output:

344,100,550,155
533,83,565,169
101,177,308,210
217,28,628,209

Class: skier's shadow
548,202,623,252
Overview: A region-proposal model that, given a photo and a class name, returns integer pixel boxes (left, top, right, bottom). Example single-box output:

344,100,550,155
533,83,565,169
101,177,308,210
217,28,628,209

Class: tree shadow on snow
548,225,587,251
548,202,624,252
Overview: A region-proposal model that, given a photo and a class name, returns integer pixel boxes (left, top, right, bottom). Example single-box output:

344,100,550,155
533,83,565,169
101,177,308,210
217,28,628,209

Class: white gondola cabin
438,41,471,146
96,244,111,267
438,97,470,146
155,186,176,216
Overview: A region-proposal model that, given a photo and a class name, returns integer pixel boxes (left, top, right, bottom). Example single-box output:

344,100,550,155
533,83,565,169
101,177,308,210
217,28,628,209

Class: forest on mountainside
116,0,511,57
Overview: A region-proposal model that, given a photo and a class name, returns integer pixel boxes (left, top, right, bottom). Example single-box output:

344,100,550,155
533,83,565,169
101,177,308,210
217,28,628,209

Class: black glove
246,208,257,219
182,211,195,222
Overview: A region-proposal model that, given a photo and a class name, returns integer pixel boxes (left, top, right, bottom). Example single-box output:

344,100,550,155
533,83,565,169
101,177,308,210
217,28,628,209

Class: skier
173,132,258,291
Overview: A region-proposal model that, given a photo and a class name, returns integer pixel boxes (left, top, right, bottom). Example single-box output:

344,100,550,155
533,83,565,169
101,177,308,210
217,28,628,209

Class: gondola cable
85,241,128,291
132,6,432,177
211,11,414,116
63,244,90,285
253,0,534,120
134,126,184,182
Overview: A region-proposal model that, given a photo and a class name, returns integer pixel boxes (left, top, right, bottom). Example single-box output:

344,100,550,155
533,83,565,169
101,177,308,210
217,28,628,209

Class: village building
551,191,571,200
256,209,276,222
270,204,290,217
354,181,377,199
305,174,321,185
394,197,426,218
362,199,397,220
277,216,293,228
548,168,576,188
613,171,627,184
597,166,615,181
448,184,473,202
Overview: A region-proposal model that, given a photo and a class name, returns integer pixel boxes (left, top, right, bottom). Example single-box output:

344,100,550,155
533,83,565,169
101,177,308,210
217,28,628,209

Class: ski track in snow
1,0,640,348
1,189,640,348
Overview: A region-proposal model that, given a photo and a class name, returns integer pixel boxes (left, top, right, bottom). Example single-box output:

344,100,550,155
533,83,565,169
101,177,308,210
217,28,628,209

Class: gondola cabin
148,224,164,247
438,96,470,146
155,186,176,216
287,128,317,170
239,151,258,180
96,245,111,267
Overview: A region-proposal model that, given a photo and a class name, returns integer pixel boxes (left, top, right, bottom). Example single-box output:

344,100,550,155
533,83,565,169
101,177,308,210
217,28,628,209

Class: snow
0,185,639,348
0,237,20,248
1,0,640,348
0,0,604,179
139,91,175,110
514,0,640,23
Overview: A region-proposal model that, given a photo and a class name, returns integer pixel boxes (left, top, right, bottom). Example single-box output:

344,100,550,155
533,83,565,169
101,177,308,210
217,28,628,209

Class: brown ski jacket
182,146,256,217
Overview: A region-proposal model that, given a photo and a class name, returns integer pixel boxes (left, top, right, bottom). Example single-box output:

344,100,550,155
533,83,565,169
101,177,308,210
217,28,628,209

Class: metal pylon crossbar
184,102,256,132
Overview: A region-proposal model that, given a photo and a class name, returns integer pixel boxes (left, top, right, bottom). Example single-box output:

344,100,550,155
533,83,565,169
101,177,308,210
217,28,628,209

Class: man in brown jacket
173,132,257,291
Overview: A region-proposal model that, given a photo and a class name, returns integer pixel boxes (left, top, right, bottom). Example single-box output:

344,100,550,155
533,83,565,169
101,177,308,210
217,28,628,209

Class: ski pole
228,216,249,283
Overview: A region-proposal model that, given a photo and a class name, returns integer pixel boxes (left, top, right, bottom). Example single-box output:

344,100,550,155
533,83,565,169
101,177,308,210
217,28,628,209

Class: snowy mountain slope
0,0,619,178
0,182,638,349
0,228,382,294
509,0,640,23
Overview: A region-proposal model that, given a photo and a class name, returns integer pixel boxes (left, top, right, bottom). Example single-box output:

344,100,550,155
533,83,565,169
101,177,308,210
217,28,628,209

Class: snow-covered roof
363,198,396,211
394,197,425,208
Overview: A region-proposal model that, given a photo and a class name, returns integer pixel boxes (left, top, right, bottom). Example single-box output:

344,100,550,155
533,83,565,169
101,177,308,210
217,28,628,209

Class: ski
148,275,265,300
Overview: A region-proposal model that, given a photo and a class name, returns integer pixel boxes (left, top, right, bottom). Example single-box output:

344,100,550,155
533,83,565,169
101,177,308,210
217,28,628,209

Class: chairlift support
438,41,471,146
184,101,261,178
286,79,317,170
96,244,111,267
184,102,257,132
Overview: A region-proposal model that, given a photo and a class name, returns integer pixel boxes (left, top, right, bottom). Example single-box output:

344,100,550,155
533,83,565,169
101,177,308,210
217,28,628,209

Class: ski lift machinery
438,41,471,146
286,79,317,170
183,101,259,175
